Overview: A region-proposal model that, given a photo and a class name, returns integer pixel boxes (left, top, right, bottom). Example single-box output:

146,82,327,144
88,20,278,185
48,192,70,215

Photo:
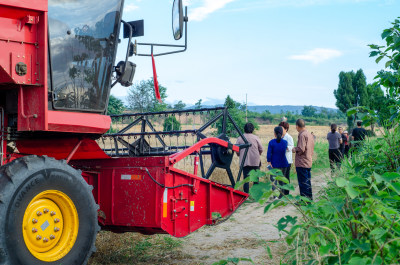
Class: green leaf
258,190,274,204
348,256,368,265
275,176,289,184
336,177,347,187
369,51,380,57
371,227,386,239
319,244,333,256
345,185,359,199
349,176,368,187
264,200,285,213
376,55,385,64
382,29,392,39
364,214,378,225
382,172,400,182
269,168,283,176
385,60,392,68
351,239,371,251
277,216,298,232
279,183,295,191
390,182,400,195
373,172,383,184
249,182,272,201
347,109,358,116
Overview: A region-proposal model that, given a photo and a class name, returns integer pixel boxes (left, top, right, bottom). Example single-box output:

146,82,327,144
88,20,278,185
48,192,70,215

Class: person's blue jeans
296,167,313,200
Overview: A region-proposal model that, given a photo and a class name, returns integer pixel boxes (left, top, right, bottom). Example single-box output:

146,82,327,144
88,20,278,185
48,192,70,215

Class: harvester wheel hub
22,190,79,262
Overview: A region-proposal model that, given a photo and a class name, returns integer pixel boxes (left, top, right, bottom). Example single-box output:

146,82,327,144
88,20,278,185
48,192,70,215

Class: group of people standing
327,121,367,171
237,119,315,201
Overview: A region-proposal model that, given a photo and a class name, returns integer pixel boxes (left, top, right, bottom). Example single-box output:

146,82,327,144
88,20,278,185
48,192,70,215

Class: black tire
0,156,99,265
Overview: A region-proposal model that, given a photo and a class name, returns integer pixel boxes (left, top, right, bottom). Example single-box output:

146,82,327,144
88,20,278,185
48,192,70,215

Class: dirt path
174,172,329,264
89,172,329,265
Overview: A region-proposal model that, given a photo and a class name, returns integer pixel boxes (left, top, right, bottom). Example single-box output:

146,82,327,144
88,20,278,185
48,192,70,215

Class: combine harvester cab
70,107,251,237
0,0,249,263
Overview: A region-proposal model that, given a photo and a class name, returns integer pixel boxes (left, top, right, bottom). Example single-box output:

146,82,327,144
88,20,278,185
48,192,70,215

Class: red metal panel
71,157,248,237
0,0,47,12
47,111,111,134
0,2,48,131
16,138,111,160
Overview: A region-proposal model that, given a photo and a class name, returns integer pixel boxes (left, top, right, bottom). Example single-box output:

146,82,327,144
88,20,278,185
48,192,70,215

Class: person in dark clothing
236,122,264,193
327,124,342,172
338,127,347,158
267,126,289,198
351,121,367,151
343,131,350,157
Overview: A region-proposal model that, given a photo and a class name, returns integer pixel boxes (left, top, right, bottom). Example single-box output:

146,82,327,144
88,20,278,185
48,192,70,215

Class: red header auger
0,1,250,264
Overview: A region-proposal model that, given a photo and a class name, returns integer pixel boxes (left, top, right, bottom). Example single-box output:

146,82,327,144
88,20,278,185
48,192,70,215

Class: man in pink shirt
292,119,315,200
236,123,264,193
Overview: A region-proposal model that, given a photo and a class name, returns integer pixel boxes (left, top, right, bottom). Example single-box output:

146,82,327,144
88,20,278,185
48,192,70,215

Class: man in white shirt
279,121,294,196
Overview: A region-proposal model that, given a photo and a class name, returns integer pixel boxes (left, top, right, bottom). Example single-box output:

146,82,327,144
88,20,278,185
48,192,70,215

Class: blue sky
112,0,399,108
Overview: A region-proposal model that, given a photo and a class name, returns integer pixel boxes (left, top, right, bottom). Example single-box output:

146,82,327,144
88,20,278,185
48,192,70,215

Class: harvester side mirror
172,0,184,40
115,61,136,87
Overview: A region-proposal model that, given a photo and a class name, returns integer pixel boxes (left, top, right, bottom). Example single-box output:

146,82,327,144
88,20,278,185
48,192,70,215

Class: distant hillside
247,105,338,114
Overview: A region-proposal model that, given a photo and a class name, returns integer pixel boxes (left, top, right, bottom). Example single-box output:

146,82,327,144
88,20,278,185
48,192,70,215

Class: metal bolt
50,211,56,216
54,218,60,223
36,235,42,240
32,219,38,224
32,228,37,233
43,238,49,243
43,208,49,214
36,211,42,216
54,227,60,232
50,235,55,240
185,214,188,217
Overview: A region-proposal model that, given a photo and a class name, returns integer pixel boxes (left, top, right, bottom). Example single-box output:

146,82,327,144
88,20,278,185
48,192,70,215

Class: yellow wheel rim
22,190,79,262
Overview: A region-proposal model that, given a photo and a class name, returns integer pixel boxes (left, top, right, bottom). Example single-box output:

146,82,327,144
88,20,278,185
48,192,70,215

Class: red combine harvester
0,0,251,264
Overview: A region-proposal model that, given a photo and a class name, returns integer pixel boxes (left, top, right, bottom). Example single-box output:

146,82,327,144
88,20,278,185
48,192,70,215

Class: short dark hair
296,119,305,128
244,122,254,133
279,121,289,132
357,121,362,127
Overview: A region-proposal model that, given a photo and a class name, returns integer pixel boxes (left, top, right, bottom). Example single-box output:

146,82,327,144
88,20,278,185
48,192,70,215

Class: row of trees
108,79,347,127
334,69,393,130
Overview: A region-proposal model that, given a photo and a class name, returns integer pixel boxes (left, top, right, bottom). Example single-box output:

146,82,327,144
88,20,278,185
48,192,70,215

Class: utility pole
245,93,248,122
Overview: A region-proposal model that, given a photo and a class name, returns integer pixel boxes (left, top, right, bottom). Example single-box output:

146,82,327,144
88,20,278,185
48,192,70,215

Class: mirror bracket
134,6,188,57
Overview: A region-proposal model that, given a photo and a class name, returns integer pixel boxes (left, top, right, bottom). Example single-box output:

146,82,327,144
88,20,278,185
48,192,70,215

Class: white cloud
189,0,235,21
288,48,342,64
124,3,139,12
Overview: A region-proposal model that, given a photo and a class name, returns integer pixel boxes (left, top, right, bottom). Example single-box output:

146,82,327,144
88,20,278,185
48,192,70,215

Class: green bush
163,116,181,131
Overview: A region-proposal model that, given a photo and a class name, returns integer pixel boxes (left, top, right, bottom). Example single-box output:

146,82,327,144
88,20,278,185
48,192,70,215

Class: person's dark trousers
242,166,260,193
278,164,291,198
344,145,349,157
339,146,345,160
329,149,341,171
296,167,313,200
270,167,286,193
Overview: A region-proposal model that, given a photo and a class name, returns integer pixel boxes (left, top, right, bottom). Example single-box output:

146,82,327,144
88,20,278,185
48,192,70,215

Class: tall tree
194,99,202,109
107,95,125,115
127,78,167,112
353,69,369,107
173,100,186,110
334,71,356,129
301,105,317,117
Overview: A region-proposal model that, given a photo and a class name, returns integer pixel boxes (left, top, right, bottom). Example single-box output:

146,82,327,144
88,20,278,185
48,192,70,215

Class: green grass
312,141,330,171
